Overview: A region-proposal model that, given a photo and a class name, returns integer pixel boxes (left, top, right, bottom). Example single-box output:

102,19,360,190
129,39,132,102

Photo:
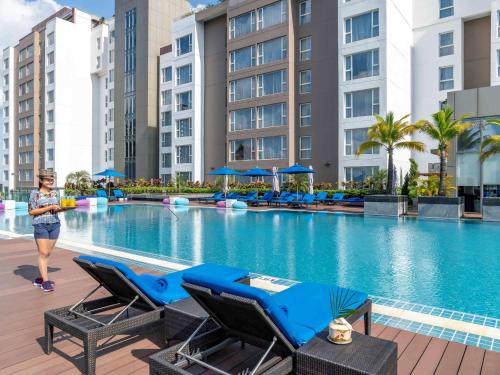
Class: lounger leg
364,309,372,336
45,321,54,354
84,337,97,375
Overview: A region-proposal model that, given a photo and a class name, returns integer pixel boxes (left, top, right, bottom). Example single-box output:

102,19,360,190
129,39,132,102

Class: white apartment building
159,14,204,183
338,0,413,184
0,47,15,193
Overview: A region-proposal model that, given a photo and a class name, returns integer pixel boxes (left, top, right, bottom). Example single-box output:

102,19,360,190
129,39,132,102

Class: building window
47,71,54,84
498,50,500,77
229,10,256,39
229,76,256,102
47,148,54,161
96,56,101,69
161,132,172,147
299,70,311,94
229,108,256,131
176,145,192,164
345,166,378,182
257,36,287,65
345,10,379,43
345,88,379,118
47,32,54,46
3,58,8,70
161,89,172,106
161,111,171,127
439,66,454,91
18,45,34,62
176,91,192,111
162,66,172,82
299,103,312,127
161,174,171,183
47,51,54,65
299,136,312,159
161,153,172,168
109,50,114,63
229,45,255,72
176,64,192,85
230,139,255,161
258,136,287,160
176,34,192,56
299,0,311,25
47,90,54,104
439,0,453,19
257,103,287,128
47,110,54,123
439,32,454,57
345,128,379,155
257,0,287,30
109,69,114,83
498,11,500,38
258,69,287,97
345,49,379,81
177,172,192,182
176,118,192,137
299,36,311,61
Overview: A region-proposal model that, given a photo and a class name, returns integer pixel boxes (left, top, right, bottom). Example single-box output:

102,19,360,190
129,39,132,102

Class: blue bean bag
15,201,28,210
232,201,248,209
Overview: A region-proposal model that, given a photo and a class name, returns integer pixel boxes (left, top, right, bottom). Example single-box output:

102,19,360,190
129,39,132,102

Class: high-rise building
113,0,192,180
159,14,205,183
0,47,15,193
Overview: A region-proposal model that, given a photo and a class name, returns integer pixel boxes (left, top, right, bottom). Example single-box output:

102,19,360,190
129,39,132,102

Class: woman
28,170,61,292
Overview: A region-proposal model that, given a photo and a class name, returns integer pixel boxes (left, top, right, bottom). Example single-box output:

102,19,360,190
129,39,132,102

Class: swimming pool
1,204,499,318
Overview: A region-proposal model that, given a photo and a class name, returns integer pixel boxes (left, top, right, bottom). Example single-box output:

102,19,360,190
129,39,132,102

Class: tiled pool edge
1,229,499,352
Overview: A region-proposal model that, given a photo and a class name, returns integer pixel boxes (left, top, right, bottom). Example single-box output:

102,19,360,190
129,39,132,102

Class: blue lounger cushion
79,256,249,305
182,265,368,347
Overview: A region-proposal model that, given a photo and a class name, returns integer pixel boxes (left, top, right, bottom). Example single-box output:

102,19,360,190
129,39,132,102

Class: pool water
2,204,499,318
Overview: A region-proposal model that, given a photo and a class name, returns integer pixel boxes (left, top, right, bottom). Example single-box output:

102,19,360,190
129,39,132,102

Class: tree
355,112,425,195
418,107,473,196
401,158,418,197
65,170,92,194
480,119,500,163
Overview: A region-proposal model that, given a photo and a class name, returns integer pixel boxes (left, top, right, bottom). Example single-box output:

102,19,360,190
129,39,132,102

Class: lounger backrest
316,192,328,200
113,189,124,198
333,192,344,200
303,194,315,202
96,190,107,198
262,191,274,200
74,257,158,311
214,192,223,198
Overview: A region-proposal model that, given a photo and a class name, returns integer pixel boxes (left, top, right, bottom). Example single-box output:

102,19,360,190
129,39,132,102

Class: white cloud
0,0,62,50
192,4,208,13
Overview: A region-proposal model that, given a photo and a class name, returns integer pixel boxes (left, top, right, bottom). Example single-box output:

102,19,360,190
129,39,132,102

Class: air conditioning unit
428,163,440,173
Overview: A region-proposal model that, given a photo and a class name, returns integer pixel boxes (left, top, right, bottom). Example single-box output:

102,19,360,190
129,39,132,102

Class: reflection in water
0,205,499,317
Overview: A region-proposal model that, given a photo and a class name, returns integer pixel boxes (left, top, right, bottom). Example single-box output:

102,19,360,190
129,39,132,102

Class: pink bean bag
76,199,90,206
163,198,170,205
0,203,4,210
216,201,226,208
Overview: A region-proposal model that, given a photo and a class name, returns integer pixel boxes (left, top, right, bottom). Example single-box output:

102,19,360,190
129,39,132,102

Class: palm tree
65,170,92,194
355,112,425,195
418,107,473,196
480,119,500,163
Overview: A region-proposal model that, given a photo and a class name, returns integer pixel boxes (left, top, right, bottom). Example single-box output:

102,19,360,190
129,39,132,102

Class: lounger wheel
45,321,54,354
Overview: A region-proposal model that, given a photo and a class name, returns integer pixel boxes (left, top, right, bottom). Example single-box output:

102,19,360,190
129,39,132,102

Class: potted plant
356,112,425,216
328,288,359,345
480,118,500,221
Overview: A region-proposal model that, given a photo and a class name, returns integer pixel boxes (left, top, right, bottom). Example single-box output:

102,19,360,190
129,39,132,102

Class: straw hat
38,169,56,179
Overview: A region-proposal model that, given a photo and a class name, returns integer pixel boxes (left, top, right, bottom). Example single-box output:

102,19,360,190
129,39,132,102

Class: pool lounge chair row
95,189,126,201
44,256,372,375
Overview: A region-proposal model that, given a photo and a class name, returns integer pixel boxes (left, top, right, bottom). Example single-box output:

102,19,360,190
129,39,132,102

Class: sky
0,0,217,51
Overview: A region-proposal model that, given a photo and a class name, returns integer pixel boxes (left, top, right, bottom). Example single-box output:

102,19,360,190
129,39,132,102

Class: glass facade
230,138,255,161
176,145,192,164
299,70,311,94
258,69,287,97
176,64,192,85
229,11,256,39
176,34,192,56
345,10,379,43
345,128,379,155
299,136,312,160
345,49,379,80
124,7,137,179
439,32,454,57
229,108,255,132
345,88,379,118
257,0,287,30
229,45,255,72
257,103,287,128
258,136,287,160
176,118,192,137
345,166,379,182
299,36,311,61
176,91,192,111
439,66,454,91
440,0,454,18
229,76,255,102
257,36,287,65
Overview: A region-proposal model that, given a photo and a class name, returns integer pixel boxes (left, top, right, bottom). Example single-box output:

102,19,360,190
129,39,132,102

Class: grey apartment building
196,0,339,183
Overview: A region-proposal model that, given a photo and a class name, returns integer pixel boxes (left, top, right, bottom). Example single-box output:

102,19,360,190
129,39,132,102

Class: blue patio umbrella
208,167,241,197
278,164,316,196
94,169,125,195
242,168,273,197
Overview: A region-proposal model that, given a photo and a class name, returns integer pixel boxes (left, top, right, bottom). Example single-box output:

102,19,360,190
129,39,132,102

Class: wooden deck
0,238,498,374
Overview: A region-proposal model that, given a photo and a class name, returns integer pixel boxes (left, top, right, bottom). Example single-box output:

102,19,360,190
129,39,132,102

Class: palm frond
355,141,384,157
394,141,426,152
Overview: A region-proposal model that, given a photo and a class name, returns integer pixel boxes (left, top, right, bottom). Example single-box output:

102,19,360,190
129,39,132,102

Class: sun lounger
96,189,108,198
112,189,126,199
270,192,291,206
314,191,328,203
44,257,248,375
291,193,317,208
239,191,258,202
324,192,345,205
157,264,371,375
198,192,223,203
214,192,240,201
251,190,274,206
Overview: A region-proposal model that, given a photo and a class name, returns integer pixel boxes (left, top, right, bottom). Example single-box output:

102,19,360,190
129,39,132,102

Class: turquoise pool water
1,204,499,318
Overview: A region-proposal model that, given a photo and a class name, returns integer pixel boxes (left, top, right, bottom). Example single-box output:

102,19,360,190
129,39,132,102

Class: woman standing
28,170,61,292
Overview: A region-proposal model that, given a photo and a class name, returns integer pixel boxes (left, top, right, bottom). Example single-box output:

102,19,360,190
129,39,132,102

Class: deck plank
397,334,432,374
481,350,500,375
411,338,449,375
457,346,485,375
434,341,467,375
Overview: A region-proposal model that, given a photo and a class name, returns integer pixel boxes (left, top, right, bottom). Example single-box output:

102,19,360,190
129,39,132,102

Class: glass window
345,88,379,118
345,49,379,80
229,76,256,102
109,69,114,82
161,132,172,147
299,0,311,25
47,51,54,65
177,171,192,182
176,91,192,111
176,34,192,56
345,166,379,182
257,0,287,30
161,153,172,168
3,58,8,70
47,110,54,123
47,90,54,104
47,32,54,46
258,136,287,160
161,111,171,127
176,145,192,164
176,64,192,85
498,11,500,38
176,118,192,137
47,148,54,161
109,89,114,102
439,66,454,91
161,89,172,106
345,10,379,43
230,45,255,72
345,128,379,155
440,0,453,19
299,70,311,94
257,36,287,65
161,174,172,183
439,32,454,57
229,108,256,131
498,50,500,77
230,139,255,161
299,136,312,160
299,36,311,61
258,69,287,97
162,66,172,82
257,103,287,128
47,71,54,84
299,103,312,127
229,11,256,39
109,50,114,63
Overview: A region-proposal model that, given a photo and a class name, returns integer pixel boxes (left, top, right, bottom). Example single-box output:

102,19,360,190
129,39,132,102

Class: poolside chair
238,191,258,202
270,191,291,206
44,256,248,375
112,189,126,200
96,189,108,198
324,192,345,205
198,192,223,203
291,193,317,208
314,191,328,203
251,190,274,206
164,264,371,375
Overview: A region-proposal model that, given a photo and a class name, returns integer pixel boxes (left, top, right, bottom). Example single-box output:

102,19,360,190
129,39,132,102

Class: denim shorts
33,222,61,240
